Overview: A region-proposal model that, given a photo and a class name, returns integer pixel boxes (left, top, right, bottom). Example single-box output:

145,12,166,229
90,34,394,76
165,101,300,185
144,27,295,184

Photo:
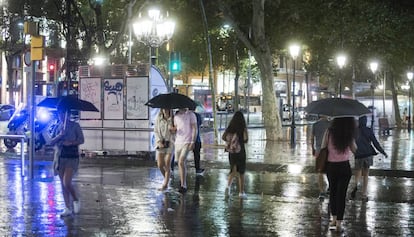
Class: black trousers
326,161,352,220
193,141,202,170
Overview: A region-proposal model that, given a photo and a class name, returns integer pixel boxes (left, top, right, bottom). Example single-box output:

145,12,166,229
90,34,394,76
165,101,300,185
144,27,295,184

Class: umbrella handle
170,109,174,126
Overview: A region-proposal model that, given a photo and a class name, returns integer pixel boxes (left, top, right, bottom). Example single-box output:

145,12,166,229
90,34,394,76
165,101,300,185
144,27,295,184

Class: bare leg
162,154,172,189
239,173,245,194
157,152,166,178
59,167,78,209
354,169,362,187
361,168,370,196
178,152,187,188
227,165,237,187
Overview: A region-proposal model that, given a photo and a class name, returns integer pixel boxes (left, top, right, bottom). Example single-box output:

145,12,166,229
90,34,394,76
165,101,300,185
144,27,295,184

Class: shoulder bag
315,147,328,173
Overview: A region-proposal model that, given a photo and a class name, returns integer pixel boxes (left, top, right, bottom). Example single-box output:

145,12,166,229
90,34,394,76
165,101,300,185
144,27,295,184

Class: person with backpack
350,116,388,201
222,111,248,199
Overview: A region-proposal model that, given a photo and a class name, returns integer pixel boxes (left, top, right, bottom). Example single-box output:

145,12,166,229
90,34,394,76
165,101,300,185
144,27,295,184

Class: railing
0,134,27,176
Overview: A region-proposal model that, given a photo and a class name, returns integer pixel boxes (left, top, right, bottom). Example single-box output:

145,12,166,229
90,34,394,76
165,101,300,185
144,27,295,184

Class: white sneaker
60,208,72,217
239,192,247,199
73,200,81,214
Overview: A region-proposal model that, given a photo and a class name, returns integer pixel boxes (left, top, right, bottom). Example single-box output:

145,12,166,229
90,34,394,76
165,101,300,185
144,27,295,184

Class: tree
214,0,284,140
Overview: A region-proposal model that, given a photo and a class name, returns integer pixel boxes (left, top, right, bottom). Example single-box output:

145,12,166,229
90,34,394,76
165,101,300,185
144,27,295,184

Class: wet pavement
0,116,413,236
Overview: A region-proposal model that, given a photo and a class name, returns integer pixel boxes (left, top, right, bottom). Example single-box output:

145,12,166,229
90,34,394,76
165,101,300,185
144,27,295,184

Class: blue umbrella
38,96,99,112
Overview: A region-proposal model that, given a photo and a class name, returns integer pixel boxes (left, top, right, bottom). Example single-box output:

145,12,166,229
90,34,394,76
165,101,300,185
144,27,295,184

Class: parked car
0,104,15,121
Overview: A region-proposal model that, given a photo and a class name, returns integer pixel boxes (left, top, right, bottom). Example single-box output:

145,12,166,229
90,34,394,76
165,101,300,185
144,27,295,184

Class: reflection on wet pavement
0,123,412,236
0,160,412,236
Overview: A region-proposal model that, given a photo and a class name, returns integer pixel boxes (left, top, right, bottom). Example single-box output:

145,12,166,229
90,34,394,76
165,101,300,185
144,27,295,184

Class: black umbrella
38,96,99,112
145,93,197,109
305,98,371,118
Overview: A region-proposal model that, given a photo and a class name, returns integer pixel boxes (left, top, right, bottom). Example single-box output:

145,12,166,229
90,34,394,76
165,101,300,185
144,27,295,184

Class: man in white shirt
171,108,197,193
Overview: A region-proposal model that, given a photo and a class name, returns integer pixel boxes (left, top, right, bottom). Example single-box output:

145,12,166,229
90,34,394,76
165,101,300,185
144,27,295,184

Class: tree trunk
390,73,402,127
219,0,283,140
249,0,282,140
254,50,282,140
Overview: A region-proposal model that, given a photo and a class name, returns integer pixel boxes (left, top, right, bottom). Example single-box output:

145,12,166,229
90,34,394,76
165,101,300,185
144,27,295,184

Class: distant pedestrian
311,115,330,201
350,116,388,201
190,106,205,176
222,111,249,199
50,109,84,217
171,108,197,193
322,117,357,233
154,108,175,191
402,108,408,128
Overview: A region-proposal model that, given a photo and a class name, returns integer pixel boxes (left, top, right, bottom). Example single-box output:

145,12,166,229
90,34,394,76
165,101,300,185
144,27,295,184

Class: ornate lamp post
336,54,346,98
369,61,378,129
407,71,413,132
133,8,175,65
289,44,300,148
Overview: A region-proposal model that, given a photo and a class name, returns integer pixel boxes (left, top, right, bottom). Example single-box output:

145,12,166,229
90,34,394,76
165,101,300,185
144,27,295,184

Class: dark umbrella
38,96,99,112
305,98,371,118
145,93,197,109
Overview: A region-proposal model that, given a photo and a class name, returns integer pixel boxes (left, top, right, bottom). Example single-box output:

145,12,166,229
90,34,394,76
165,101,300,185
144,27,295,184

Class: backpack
224,132,241,153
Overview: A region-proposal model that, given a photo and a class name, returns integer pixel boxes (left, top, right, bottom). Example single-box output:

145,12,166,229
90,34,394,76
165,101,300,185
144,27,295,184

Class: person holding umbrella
154,108,175,191
50,108,85,217
171,107,197,193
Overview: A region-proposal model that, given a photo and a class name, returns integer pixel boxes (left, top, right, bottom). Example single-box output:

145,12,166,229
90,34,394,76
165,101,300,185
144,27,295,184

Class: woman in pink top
321,117,357,233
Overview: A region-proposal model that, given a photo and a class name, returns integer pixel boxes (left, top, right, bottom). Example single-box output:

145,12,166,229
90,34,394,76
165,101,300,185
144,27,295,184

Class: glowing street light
336,54,346,98
369,61,379,129
289,43,300,148
133,7,175,65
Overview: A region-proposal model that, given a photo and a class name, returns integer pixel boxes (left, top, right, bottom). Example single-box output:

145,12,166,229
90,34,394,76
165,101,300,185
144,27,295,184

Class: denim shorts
354,156,373,169
58,157,80,173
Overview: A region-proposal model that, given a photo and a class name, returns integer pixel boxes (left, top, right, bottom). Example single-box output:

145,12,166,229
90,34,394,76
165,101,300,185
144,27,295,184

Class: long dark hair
329,117,356,152
225,111,247,137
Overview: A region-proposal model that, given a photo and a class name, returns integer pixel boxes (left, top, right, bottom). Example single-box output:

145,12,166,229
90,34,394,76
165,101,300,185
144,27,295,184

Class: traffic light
48,63,56,82
170,51,181,72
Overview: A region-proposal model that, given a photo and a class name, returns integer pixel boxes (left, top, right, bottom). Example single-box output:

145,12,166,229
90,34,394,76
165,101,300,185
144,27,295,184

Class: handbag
315,147,328,173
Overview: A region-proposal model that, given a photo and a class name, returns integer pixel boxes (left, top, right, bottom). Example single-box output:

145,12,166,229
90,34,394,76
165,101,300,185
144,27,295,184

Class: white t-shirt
174,111,196,145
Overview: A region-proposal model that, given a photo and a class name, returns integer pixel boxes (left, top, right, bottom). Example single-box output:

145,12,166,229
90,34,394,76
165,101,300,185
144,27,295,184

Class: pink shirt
327,133,352,162
174,111,197,145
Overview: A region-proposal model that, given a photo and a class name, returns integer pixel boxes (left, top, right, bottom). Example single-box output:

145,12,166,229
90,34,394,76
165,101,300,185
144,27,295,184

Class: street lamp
369,61,378,129
407,71,413,132
336,54,346,98
133,7,175,92
289,44,300,148
133,8,175,65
